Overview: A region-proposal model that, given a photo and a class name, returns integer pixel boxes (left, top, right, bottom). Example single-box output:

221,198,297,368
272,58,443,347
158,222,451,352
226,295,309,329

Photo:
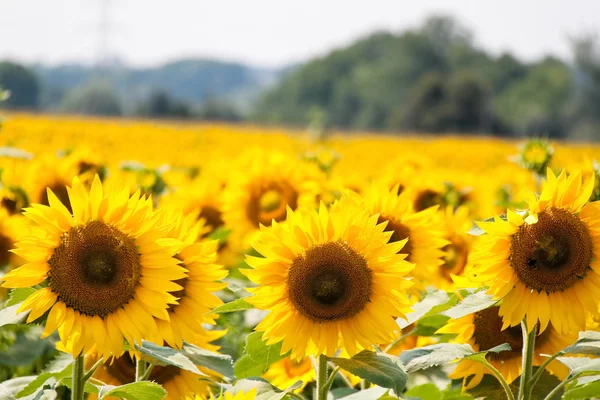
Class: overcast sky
0,0,599,68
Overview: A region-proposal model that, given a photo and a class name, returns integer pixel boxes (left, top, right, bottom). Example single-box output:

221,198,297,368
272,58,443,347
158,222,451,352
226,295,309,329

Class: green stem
140,364,155,381
322,366,341,395
530,351,564,390
481,360,516,400
82,357,103,383
542,375,579,400
71,355,85,400
135,358,147,382
315,354,328,400
518,319,537,400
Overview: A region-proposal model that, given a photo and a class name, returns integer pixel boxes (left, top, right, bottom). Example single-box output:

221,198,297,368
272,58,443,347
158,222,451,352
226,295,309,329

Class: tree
0,61,40,109
59,82,122,116
136,91,191,118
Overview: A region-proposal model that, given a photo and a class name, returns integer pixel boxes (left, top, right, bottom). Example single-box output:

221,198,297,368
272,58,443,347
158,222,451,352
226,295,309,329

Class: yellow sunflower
155,208,228,349
437,306,572,389
87,351,217,400
436,206,477,290
1,176,186,359
362,184,448,290
471,169,600,334
242,195,414,360
223,150,325,250
263,357,315,392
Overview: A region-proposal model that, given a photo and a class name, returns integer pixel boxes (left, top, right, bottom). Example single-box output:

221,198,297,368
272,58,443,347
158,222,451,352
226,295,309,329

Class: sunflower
435,206,476,290
436,306,572,389
23,154,79,213
1,176,186,359
242,195,414,360
87,351,217,400
362,184,448,290
263,357,315,392
471,170,600,334
155,208,228,349
223,150,325,251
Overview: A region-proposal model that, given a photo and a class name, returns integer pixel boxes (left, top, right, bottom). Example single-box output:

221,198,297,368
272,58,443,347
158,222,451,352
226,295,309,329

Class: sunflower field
2,114,600,400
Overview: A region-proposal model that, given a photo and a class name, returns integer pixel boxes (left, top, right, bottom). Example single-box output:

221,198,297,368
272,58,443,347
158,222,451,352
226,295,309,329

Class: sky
0,0,599,68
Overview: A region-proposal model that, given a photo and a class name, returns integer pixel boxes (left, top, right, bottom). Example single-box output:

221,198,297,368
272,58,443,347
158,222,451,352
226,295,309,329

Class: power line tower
96,0,112,67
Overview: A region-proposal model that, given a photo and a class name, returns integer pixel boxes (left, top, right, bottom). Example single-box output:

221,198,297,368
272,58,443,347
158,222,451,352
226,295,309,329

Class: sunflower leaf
397,289,450,329
337,386,388,399
399,343,508,373
0,303,30,328
563,379,600,399
97,382,166,400
0,329,55,367
234,332,287,378
5,288,37,306
327,350,408,395
211,298,254,314
442,290,498,320
556,357,600,378
563,331,600,356
180,341,234,378
135,341,203,375
463,343,511,363
0,376,37,399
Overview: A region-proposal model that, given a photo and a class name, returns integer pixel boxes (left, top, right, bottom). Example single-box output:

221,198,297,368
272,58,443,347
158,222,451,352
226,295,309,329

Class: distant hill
33,59,290,113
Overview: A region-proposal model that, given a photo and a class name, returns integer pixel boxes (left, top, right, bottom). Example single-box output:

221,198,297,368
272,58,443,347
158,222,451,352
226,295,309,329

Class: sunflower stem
530,351,564,390
82,357,103,383
480,359,516,400
384,328,416,353
518,319,537,400
322,366,341,394
140,363,155,381
71,354,85,400
315,354,328,400
135,358,148,382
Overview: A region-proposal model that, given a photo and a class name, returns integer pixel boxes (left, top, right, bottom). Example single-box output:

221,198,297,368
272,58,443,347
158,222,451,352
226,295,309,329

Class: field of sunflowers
2,114,600,400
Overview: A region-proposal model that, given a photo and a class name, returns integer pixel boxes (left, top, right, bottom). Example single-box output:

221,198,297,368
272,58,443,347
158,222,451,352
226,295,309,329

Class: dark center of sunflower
378,215,413,259
510,208,592,292
199,205,224,234
47,221,141,318
1,197,17,215
288,241,372,322
40,181,72,214
105,356,180,384
0,234,13,267
247,181,298,226
472,306,549,361
414,190,443,211
439,234,469,281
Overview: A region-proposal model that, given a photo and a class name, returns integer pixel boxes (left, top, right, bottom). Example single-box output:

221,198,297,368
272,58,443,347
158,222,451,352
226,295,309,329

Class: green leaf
442,290,498,319
564,331,600,356
0,303,30,328
233,354,267,379
413,315,450,337
397,289,450,329
207,227,231,245
55,377,99,395
16,374,58,398
234,332,287,378
463,344,511,363
211,298,254,314
466,369,561,400
180,341,234,378
338,387,388,399
563,379,600,399
556,357,600,378
135,341,203,375
327,350,408,395
98,382,166,400
0,330,55,367
399,343,510,373
330,388,357,399
405,383,442,400
0,376,37,400
6,288,37,306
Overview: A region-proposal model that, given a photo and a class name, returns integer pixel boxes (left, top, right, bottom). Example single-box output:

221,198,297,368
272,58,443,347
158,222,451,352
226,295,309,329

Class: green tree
59,82,122,116
0,61,40,109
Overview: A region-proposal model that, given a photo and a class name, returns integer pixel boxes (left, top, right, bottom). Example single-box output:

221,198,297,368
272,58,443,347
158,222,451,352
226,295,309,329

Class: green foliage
0,62,39,109
211,298,254,314
0,304,29,328
97,382,166,400
564,331,600,356
233,332,286,378
59,81,123,116
327,350,408,395
227,378,303,400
